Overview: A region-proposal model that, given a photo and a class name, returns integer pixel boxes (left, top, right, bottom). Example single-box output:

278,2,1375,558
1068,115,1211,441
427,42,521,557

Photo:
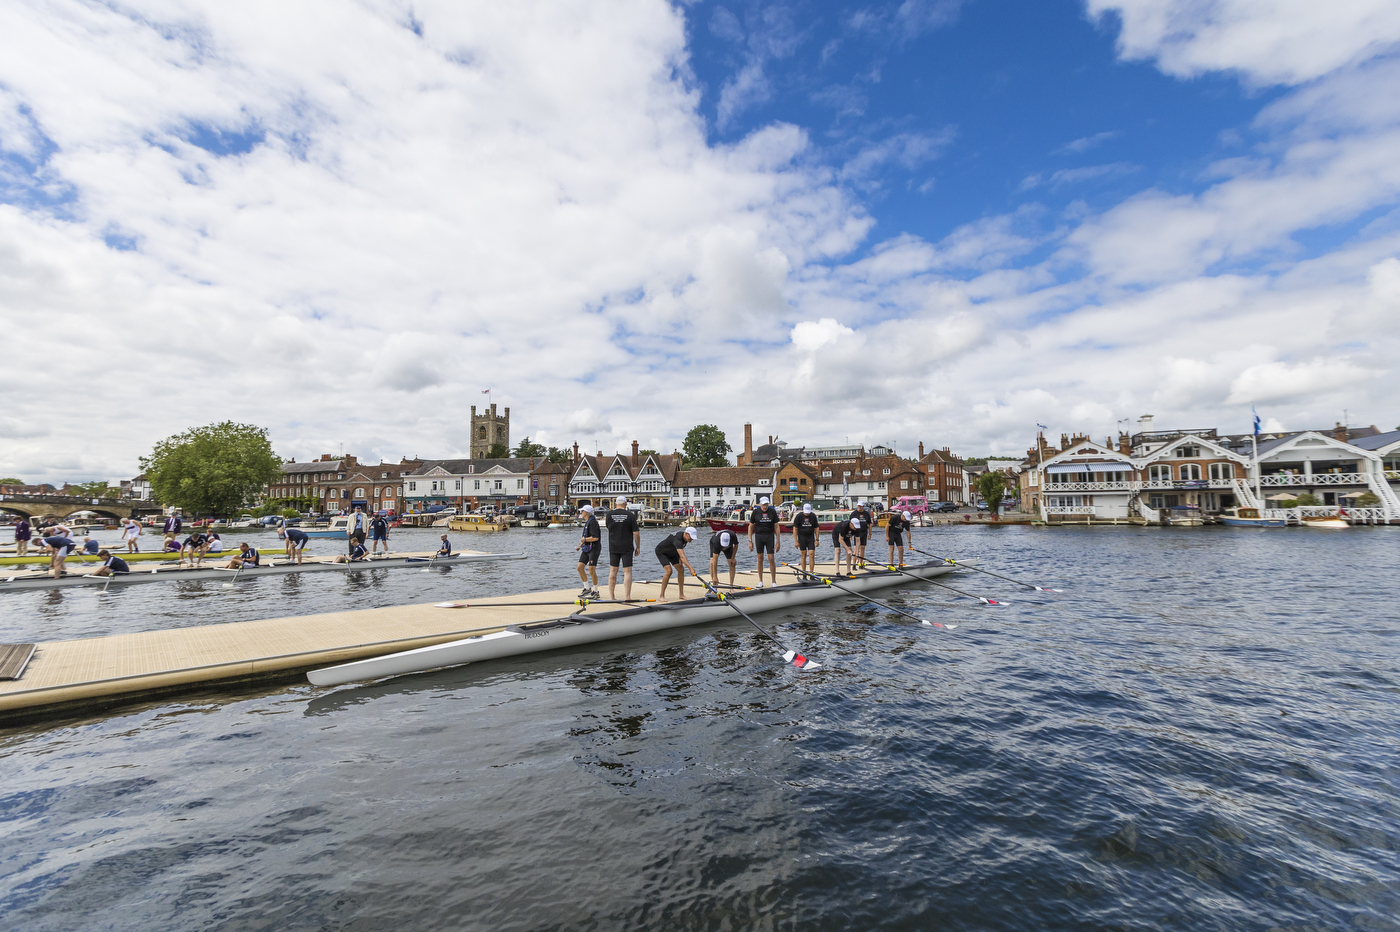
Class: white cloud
1056,130,1119,154
1227,358,1376,405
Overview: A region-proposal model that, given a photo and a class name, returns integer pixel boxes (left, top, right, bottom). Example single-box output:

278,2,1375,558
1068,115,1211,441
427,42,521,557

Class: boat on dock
0,550,525,593
307,559,963,687
1218,506,1286,528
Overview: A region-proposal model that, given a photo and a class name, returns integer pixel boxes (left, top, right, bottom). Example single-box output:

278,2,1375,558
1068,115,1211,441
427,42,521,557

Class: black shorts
371,530,387,541
754,535,775,554
578,546,600,565
655,548,681,567
854,529,868,544
832,533,851,549
797,534,816,552
609,551,633,568
887,531,904,546
710,541,737,559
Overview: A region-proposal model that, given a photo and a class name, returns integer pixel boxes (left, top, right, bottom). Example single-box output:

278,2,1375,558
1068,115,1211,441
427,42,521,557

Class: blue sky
0,0,1397,482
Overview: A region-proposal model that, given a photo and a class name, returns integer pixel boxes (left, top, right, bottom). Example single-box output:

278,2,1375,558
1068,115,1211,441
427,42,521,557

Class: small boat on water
1302,514,1349,529
305,516,354,538
1168,505,1204,527
638,509,672,528
447,514,508,532
514,508,552,528
1218,506,1286,528
307,558,965,687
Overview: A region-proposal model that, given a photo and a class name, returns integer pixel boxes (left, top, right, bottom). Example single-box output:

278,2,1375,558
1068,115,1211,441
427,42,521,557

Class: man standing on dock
349,507,368,548
120,518,141,553
792,502,820,575
832,516,857,575
576,504,601,598
605,496,640,602
748,496,780,588
163,513,182,537
849,501,872,567
654,526,699,601
885,510,910,566
13,516,31,557
369,512,390,555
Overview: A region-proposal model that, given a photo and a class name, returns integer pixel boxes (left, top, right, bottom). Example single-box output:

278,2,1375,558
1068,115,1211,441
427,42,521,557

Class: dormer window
883,468,891,475
1177,445,1201,458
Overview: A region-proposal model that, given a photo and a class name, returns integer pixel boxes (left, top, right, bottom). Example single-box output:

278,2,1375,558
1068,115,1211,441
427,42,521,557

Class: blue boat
1219,506,1285,528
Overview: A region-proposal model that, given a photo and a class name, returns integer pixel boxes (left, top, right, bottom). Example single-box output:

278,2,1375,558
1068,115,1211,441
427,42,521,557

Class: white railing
1042,481,1135,492
1233,478,1261,509
1044,505,1096,514
1257,473,1368,486
1142,477,1237,489
1259,507,1393,523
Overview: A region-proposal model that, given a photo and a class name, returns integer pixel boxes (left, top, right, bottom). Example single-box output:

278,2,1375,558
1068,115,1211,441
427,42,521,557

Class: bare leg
657,564,673,601
709,554,719,582
587,562,598,587
766,553,777,584
727,557,736,587
623,566,633,601
608,565,618,600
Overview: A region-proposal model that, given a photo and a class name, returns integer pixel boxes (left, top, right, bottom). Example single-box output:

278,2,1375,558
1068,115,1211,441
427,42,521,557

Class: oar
907,546,1062,592
701,576,821,670
783,563,956,628
433,598,656,609
873,562,1010,605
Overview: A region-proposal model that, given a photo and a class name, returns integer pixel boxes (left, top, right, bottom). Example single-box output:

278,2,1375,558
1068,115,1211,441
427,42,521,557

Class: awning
1045,461,1133,474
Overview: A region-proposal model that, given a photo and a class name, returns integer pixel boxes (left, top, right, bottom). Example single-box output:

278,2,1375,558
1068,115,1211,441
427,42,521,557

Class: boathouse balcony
1256,472,1370,486
1041,479,1135,492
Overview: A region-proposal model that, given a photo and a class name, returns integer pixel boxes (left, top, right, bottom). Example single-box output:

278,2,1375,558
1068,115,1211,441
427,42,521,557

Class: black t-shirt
605,508,638,552
104,555,130,573
580,516,601,551
242,547,260,565
710,530,739,555
793,513,820,536
833,519,852,541
749,506,779,537
886,514,908,536
655,531,688,559
349,542,367,560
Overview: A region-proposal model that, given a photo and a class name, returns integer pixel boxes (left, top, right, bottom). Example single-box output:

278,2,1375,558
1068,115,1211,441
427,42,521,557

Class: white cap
615,496,627,505
903,511,912,519
850,517,861,529
683,526,698,540
760,497,770,505
581,504,594,514
858,499,867,505
802,503,813,513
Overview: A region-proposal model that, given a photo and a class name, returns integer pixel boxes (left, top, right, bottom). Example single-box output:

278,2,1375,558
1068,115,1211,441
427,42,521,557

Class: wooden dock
0,570,780,721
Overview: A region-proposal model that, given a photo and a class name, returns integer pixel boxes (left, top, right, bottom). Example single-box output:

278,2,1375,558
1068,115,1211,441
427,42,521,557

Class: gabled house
670,466,777,512
567,443,682,510
1251,430,1400,514
1136,434,1253,516
405,458,537,511
1035,440,1138,522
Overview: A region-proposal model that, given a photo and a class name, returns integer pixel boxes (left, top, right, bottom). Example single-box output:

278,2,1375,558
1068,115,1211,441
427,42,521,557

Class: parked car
975,502,989,511
933,501,959,513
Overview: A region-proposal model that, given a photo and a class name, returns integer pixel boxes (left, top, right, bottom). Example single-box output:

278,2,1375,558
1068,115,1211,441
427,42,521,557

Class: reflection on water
1,526,1398,931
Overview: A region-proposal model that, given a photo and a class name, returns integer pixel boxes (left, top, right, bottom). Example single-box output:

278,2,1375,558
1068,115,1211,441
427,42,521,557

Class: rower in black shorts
885,509,910,566
709,528,740,587
605,496,640,601
849,501,873,567
832,517,857,575
575,504,602,598
654,526,698,601
748,496,780,588
791,502,820,575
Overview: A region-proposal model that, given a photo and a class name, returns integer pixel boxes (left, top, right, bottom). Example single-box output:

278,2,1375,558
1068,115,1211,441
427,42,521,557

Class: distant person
81,535,101,555
349,506,368,546
654,527,698,602
747,497,780,588
279,524,310,564
205,531,224,553
885,510,911,566
832,517,857,576
369,513,390,554
13,517,32,556
163,513,182,537
791,502,821,575
224,542,260,569
120,518,141,553
93,550,130,576
709,528,740,588
575,504,601,598
437,534,452,557
605,496,640,602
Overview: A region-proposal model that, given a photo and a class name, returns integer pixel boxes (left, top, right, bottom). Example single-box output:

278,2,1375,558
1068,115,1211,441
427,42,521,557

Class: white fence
1044,505,1096,515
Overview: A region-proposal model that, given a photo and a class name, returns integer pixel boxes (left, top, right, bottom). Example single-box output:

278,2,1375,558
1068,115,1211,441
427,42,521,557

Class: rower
849,500,873,567
654,526,699,602
224,542,260,569
369,512,390,554
279,523,310,564
575,504,601,598
747,496,780,588
437,534,453,558
709,528,740,588
180,530,210,566
885,509,911,566
336,540,369,563
92,550,130,577
831,517,857,575
791,502,821,575
605,496,640,602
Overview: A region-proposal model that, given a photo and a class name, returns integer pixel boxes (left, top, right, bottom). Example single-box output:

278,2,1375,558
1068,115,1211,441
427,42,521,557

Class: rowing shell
0,551,526,592
307,560,963,686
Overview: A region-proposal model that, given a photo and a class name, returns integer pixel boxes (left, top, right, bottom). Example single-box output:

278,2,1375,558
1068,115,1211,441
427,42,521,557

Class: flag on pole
1036,423,1048,431
1252,406,1261,436
482,389,491,394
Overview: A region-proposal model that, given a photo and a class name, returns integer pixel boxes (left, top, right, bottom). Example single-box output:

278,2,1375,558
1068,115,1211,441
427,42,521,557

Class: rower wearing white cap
791,502,821,575
709,527,741,587
886,509,912,566
654,526,699,601
748,496,781,588
849,500,874,567
605,496,641,601
575,504,601,598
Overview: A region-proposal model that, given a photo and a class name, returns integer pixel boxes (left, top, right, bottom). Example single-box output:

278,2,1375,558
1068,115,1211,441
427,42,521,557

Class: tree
1294,492,1321,506
513,437,547,458
140,421,282,517
0,477,23,485
485,442,510,460
975,471,1008,512
638,448,659,457
1355,491,1381,507
682,425,732,468
546,446,573,465
68,481,120,501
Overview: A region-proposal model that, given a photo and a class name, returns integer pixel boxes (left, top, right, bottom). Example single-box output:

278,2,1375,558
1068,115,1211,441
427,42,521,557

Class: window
330,489,338,499
1148,465,1171,482
474,480,480,490
1209,463,1234,480
821,470,831,477
1180,464,1202,481
862,470,871,476
517,479,525,489
878,481,886,489
1177,445,1201,458
409,481,417,492
338,473,345,480
454,480,461,490
381,473,388,479
373,487,380,496
883,468,891,475
901,480,909,489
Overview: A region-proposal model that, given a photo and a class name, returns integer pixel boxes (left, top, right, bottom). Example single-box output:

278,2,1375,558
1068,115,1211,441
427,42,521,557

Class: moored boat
1218,506,1286,528
1301,514,1349,529
447,514,508,532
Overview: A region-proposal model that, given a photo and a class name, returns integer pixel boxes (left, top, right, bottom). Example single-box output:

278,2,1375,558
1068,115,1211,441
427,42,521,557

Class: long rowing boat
307,559,963,686
0,551,526,592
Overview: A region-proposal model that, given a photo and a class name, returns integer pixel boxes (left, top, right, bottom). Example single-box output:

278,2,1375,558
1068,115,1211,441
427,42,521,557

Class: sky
1,0,1398,483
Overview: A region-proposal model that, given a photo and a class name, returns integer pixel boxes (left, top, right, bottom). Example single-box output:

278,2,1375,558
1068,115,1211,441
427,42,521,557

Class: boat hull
307,561,962,687
1219,516,1286,527
1302,517,1348,528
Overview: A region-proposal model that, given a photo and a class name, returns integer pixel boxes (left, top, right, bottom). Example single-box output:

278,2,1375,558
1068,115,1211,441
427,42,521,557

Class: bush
1354,492,1381,507
1294,492,1321,506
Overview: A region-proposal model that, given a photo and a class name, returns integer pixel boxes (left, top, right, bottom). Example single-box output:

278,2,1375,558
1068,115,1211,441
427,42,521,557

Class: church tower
470,404,511,459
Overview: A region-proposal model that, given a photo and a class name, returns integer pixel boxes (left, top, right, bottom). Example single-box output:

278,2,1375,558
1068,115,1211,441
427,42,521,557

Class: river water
1,524,1397,931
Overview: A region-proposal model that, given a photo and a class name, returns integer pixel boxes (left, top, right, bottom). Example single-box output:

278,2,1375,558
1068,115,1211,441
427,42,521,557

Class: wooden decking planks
0,570,774,717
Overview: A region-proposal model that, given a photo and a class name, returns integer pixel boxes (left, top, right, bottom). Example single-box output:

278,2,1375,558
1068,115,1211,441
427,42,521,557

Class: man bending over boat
792,503,821,575
93,550,130,576
885,510,910,567
654,526,699,601
605,496,640,602
832,518,857,576
180,530,210,567
279,522,310,564
709,528,740,588
575,504,601,598
224,542,260,569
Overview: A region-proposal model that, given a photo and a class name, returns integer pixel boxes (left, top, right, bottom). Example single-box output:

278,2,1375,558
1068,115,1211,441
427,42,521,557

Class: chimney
573,442,579,461
744,423,753,465
1333,422,1348,442
768,435,773,446
631,440,639,466
918,442,924,458
943,447,950,454
1060,433,1070,450
1119,433,1130,455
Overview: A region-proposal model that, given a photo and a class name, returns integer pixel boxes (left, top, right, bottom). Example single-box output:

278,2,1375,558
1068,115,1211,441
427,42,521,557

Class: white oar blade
781,649,819,670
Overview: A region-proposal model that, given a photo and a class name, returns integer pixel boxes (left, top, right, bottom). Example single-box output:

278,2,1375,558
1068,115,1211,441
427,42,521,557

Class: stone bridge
0,494,165,522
